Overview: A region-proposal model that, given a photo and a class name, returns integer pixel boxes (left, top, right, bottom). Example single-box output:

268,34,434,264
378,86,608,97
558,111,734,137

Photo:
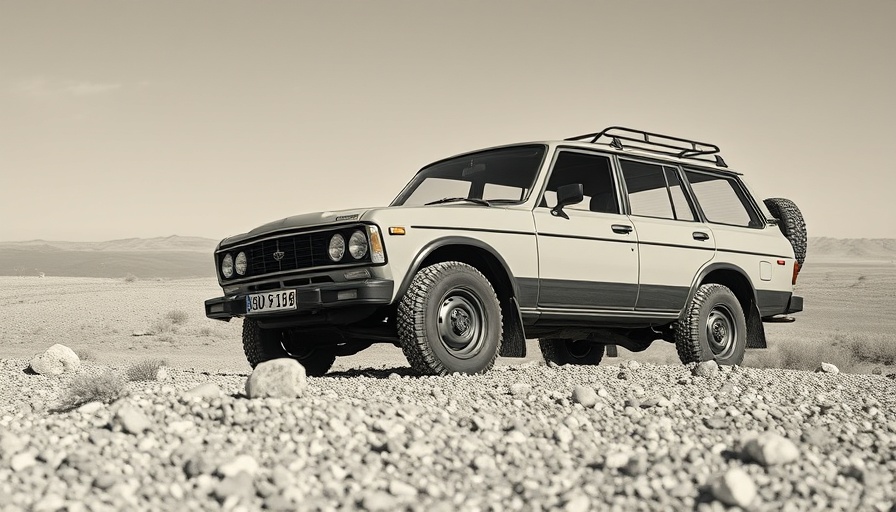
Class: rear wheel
242,319,336,376
539,339,605,366
675,284,746,365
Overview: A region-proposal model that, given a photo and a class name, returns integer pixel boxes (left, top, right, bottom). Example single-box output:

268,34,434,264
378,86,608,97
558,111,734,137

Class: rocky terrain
2,354,894,512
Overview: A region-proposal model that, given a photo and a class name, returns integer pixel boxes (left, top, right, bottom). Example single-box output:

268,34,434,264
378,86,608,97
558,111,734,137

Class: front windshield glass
392,145,547,206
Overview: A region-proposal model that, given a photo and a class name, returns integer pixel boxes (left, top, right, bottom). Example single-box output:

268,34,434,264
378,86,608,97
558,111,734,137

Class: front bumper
205,279,394,321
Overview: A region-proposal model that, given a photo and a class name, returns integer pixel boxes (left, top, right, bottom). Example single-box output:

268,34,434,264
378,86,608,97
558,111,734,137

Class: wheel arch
684,262,767,349
396,236,527,357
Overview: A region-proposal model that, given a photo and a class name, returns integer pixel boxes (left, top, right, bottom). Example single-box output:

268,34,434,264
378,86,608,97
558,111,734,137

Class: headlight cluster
220,251,248,278
329,230,368,262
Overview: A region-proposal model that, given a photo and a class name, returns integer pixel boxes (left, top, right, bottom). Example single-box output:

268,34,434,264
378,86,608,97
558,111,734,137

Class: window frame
615,156,700,223
533,147,625,216
682,167,766,229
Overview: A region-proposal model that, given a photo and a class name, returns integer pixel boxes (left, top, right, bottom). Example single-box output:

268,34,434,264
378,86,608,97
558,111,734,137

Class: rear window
685,170,762,227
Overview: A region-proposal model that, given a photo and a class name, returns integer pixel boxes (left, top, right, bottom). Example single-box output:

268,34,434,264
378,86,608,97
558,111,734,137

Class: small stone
362,491,397,511
509,383,532,396
472,455,496,471
113,404,152,434
571,386,598,407
505,430,527,444
271,465,295,489
554,426,573,444
213,472,254,502
623,360,641,370
218,454,259,477
640,397,660,408
563,493,591,512
0,433,27,458
77,401,104,414
743,432,799,466
815,362,839,374
801,426,829,447
93,473,118,490
617,371,629,380
245,359,307,399
712,467,756,508
704,417,727,429
388,480,418,497
29,344,81,375
621,454,648,476
10,452,36,471
32,494,65,512
181,383,222,401
155,367,169,381
604,452,630,469
692,360,719,377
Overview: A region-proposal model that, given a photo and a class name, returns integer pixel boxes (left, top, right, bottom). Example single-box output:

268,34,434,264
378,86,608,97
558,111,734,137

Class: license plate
246,290,297,314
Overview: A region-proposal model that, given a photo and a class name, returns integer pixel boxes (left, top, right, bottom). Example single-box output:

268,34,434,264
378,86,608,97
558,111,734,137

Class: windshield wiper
424,197,492,207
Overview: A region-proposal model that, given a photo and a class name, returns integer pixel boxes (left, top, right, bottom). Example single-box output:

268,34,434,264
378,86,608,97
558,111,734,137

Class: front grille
246,232,328,275
220,226,373,280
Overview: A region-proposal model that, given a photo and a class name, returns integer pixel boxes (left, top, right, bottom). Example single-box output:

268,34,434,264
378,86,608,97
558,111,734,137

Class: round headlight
348,230,368,260
235,252,247,275
328,234,345,262
221,253,234,278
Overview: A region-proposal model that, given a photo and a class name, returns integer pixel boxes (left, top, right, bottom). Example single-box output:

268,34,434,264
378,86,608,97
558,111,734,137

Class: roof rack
565,126,728,168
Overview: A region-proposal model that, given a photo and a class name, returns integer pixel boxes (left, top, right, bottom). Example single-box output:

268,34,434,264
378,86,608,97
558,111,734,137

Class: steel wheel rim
437,287,486,359
706,304,737,358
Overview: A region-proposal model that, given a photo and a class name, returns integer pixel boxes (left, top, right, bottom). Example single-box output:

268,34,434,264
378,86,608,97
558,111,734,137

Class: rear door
534,150,639,310
618,158,716,312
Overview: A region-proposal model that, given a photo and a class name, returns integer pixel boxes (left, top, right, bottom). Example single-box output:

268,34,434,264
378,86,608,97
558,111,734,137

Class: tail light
792,262,801,285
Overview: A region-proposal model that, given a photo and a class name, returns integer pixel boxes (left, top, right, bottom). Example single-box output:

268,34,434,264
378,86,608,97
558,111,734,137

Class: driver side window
540,152,619,214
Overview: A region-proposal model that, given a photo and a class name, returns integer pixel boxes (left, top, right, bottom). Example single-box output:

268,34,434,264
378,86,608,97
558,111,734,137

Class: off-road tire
242,319,336,376
397,261,502,375
539,339,605,366
675,284,747,365
764,197,807,265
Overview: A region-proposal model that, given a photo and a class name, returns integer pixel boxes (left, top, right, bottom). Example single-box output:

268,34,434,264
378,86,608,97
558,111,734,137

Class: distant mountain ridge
0,235,218,253
809,237,896,262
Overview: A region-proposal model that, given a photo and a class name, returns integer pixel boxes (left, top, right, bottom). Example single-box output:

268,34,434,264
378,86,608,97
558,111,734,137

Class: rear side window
684,170,761,227
620,159,695,221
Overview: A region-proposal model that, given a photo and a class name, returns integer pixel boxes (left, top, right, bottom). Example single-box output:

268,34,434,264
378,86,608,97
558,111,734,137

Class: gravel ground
1,358,895,512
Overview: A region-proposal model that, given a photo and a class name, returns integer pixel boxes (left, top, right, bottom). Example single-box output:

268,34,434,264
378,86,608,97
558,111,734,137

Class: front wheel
539,339,605,366
242,319,336,376
397,262,502,375
675,284,747,365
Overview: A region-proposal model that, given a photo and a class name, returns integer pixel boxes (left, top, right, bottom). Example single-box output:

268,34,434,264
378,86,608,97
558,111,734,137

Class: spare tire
764,197,807,265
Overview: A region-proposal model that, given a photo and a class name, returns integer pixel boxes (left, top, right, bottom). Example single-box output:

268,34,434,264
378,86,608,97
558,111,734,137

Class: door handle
693,231,710,241
612,224,633,235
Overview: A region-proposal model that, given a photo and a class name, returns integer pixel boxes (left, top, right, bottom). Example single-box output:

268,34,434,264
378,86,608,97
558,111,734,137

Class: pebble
712,467,756,507
743,432,800,466
692,360,719,377
245,359,307,399
571,386,597,407
816,363,840,374
113,405,152,434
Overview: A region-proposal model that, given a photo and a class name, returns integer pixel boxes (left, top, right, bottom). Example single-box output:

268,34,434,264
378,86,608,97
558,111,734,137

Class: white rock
743,432,799,466
816,362,840,374
218,454,259,477
181,383,222,401
245,359,307,399
712,467,756,507
388,480,418,497
29,344,81,376
604,452,630,469
0,433,27,459
571,386,597,408
77,401,104,415
692,360,719,377
509,383,532,396
113,404,152,434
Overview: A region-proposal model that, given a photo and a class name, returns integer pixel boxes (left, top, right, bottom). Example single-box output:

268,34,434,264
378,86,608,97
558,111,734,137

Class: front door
534,150,639,310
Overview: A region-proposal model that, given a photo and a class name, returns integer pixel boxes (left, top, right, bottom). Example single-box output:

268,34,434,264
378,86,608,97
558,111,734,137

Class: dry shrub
126,359,168,382
55,372,127,412
839,333,896,366
165,310,189,325
74,348,97,362
123,273,138,283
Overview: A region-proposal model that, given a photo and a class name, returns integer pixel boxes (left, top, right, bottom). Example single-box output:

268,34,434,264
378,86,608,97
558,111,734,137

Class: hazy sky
1,0,894,241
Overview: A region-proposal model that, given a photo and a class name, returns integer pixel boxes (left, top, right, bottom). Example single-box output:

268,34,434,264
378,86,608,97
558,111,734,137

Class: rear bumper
785,294,803,314
204,279,394,321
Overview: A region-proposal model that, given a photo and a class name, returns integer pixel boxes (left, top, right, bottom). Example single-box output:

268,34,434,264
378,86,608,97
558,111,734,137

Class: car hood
220,207,377,247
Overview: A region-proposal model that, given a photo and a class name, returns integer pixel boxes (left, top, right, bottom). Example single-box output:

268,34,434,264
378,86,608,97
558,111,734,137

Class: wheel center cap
712,322,727,342
450,309,471,335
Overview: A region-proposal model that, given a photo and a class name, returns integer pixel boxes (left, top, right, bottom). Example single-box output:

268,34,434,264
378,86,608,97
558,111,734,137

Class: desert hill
0,235,892,279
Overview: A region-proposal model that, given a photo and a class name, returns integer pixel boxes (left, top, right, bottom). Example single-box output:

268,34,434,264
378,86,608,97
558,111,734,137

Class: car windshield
391,144,547,207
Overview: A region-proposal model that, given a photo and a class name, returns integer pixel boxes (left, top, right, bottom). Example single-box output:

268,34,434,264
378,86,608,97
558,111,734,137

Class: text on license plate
246,290,297,314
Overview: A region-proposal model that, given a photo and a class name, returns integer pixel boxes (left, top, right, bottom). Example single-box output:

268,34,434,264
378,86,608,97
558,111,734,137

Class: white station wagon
205,127,806,376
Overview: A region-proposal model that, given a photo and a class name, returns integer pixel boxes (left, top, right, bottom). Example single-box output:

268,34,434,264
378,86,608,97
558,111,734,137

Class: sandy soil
1,260,893,373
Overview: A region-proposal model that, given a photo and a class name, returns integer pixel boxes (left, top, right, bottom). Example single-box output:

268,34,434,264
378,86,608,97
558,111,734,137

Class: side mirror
551,183,583,220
